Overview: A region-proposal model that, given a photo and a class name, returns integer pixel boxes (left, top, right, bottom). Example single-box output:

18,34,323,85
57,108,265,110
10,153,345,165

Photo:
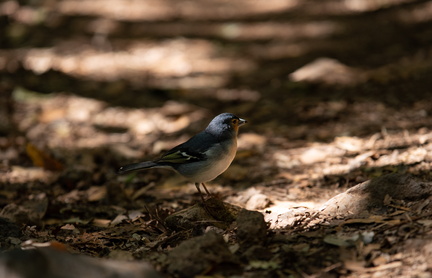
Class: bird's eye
231,118,238,125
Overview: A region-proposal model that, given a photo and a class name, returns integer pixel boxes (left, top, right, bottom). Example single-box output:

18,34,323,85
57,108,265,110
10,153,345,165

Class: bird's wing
157,149,205,164
157,131,216,164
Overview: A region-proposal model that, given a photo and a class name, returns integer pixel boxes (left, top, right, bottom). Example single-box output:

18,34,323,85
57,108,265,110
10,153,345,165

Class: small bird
118,113,247,200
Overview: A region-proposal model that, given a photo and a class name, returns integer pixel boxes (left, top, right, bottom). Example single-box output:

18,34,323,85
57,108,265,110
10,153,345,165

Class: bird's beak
239,118,247,126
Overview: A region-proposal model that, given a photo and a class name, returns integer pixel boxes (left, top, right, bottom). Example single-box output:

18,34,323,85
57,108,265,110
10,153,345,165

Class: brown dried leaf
25,143,63,171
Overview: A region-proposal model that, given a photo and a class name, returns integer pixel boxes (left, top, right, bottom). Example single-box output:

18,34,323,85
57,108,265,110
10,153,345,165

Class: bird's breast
177,139,237,183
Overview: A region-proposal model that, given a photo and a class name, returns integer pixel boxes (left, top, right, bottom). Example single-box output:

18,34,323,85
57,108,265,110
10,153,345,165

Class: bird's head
206,113,247,137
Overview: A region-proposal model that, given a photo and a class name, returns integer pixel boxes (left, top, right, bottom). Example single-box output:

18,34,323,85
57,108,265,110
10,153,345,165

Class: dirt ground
2,0,432,277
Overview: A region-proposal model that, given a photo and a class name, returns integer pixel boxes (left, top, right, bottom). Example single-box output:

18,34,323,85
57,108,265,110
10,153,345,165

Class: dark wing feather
157,131,216,165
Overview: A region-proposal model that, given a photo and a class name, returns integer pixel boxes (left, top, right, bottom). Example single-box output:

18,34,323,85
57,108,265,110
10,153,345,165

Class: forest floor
1,0,432,277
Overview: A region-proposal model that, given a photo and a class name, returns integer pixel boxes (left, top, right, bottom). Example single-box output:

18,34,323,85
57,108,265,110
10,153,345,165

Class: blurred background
2,0,432,126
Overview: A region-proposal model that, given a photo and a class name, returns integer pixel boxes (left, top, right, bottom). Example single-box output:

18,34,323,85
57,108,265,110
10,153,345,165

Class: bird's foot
195,182,213,202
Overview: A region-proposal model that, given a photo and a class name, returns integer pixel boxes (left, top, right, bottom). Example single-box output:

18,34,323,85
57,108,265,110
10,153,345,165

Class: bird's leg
195,182,206,202
195,182,212,202
201,182,211,195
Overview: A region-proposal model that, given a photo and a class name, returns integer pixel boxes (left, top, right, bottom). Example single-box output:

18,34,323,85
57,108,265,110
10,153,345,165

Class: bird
118,113,247,200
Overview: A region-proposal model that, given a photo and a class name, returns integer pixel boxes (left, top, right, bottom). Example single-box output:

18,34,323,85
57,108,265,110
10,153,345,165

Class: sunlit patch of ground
5,89,432,213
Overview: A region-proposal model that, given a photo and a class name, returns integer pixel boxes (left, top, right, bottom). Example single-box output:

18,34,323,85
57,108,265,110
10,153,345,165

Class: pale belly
176,140,237,183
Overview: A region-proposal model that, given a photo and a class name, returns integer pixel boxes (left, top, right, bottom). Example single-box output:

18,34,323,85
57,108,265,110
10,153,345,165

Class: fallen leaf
111,214,128,226
92,219,111,227
26,143,63,171
87,186,107,202
60,224,76,230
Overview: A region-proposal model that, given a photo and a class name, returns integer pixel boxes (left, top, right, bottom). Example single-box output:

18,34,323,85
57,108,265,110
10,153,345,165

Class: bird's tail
118,161,158,174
